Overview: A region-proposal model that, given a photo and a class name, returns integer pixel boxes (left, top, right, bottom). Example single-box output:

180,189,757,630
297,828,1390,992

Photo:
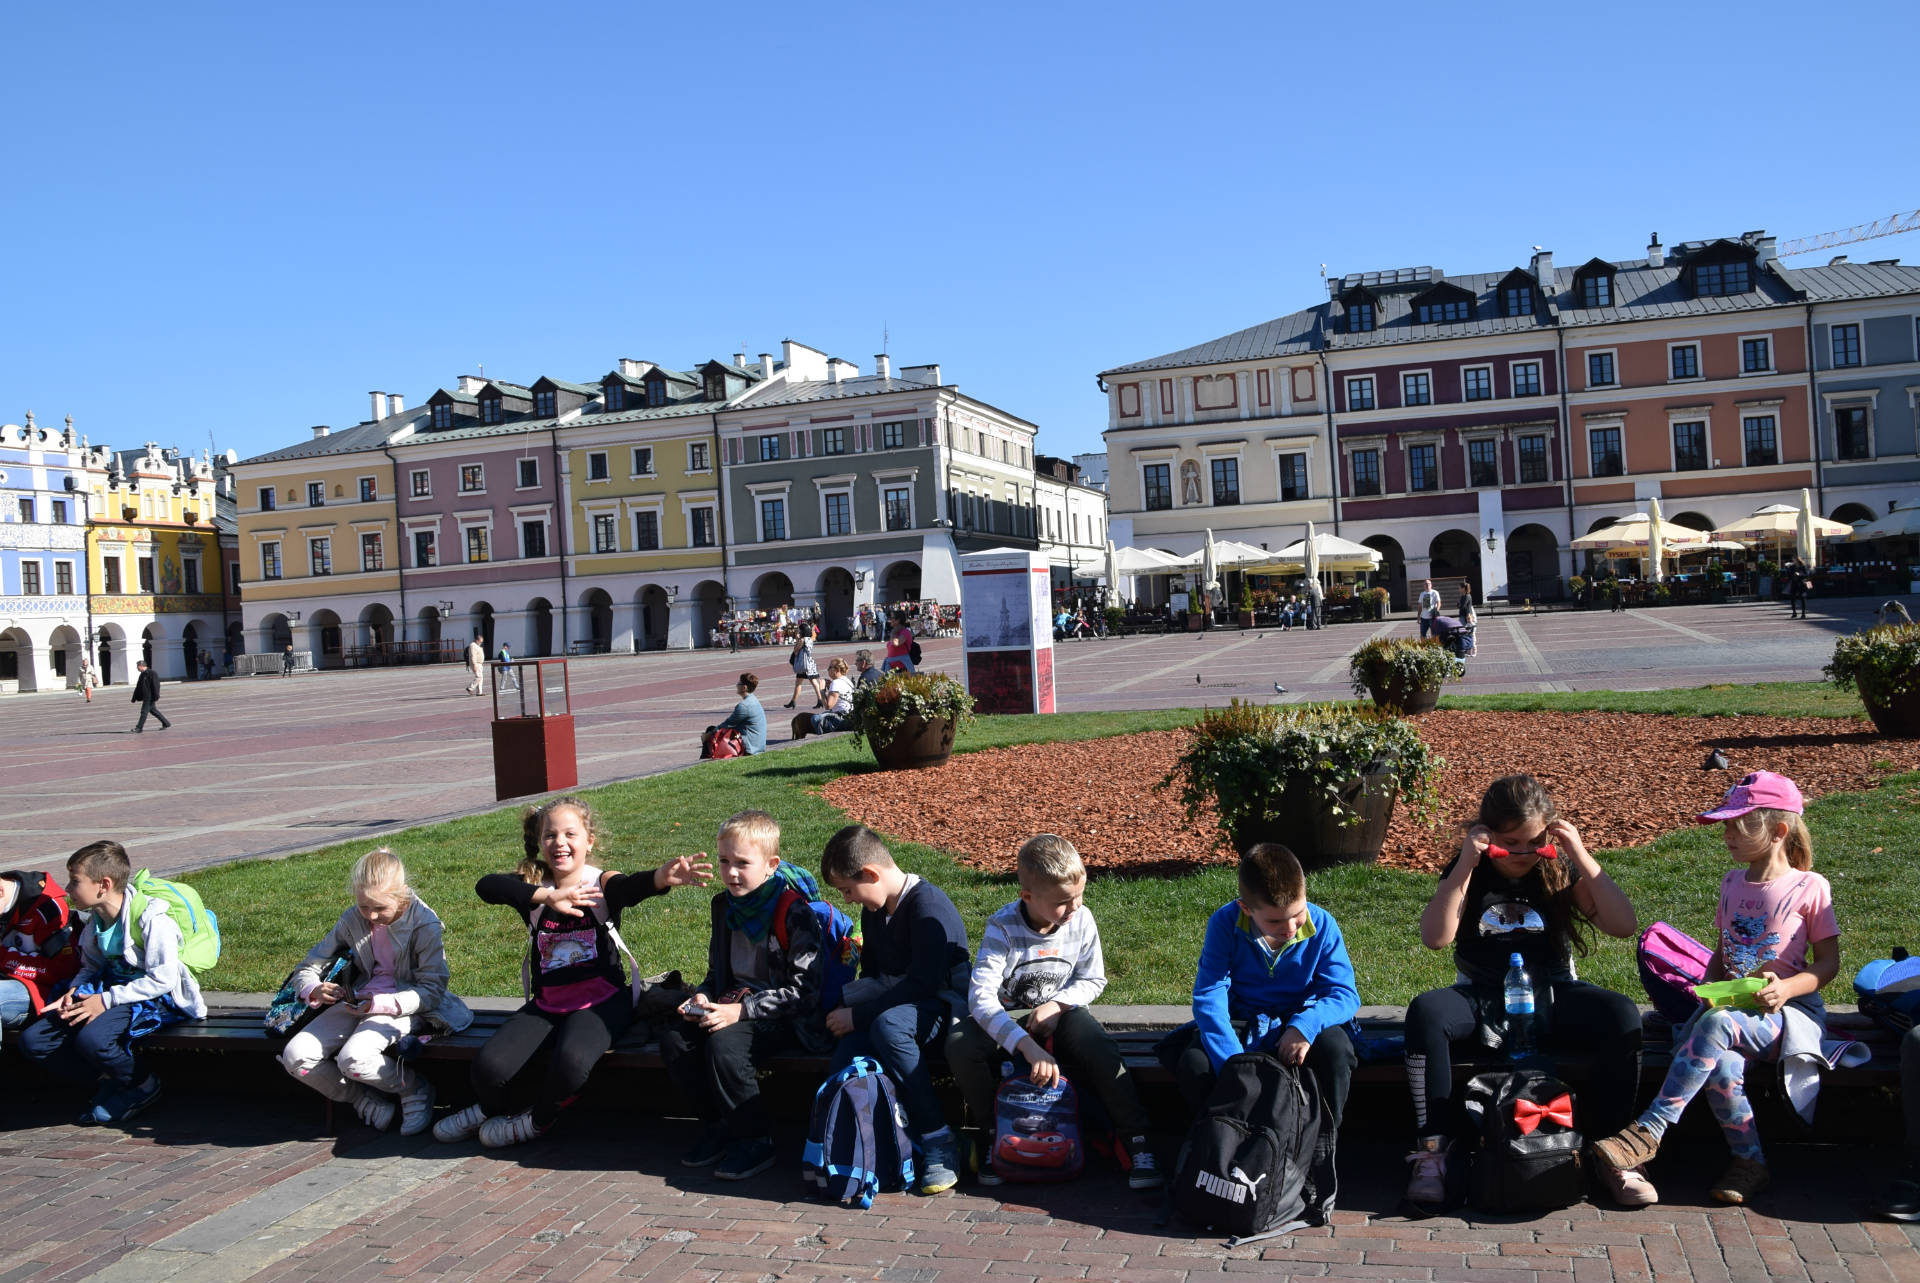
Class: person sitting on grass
793,658,855,740
854,648,884,687
1156,842,1358,1223
662,810,833,1182
946,834,1162,1189
708,673,766,756
820,824,972,1195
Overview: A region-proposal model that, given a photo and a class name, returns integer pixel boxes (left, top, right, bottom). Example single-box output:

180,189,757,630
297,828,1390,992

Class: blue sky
3,1,1916,465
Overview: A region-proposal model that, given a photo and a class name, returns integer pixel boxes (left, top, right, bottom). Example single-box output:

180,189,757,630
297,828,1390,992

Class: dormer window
604,382,625,412
480,397,503,424
1503,284,1533,316
645,375,668,407
705,372,725,401
1579,272,1613,308
1416,298,1469,324
431,403,452,429
1348,301,1375,332
535,389,555,416
1693,260,1752,297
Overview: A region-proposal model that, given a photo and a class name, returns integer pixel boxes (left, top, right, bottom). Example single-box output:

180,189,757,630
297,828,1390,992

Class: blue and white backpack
1856,949,1920,1033
801,1056,914,1208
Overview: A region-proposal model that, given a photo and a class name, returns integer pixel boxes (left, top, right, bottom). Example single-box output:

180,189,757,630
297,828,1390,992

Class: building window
824,492,851,537
431,403,452,429
1504,284,1533,316
518,458,539,488
1277,453,1308,502
1673,421,1709,471
1588,352,1616,387
884,486,912,530
820,427,845,456
307,481,325,507
1671,344,1700,380
459,464,484,492
1462,367,1493,401
1695,261,1752,296
1210,457,1240,506
55,561,73,595
1402,372,1432,407
51,499,66,523
1142,463,1172,510
183,558,200,593
1512,362,1542,397
1832,324,1862,368
1589,427,1624,477
1580,274,1612,308
535,389,555,416
256,486,276,511
413,531,436,567
104,557,124,592
760,498,786,541
465,526,490,563
705,372,725,401
646,379,667,407
630,447,652,476
604,383,625,412
1742,337,1771,373
1351,449,1381,496
689,507,716,547
1743,415,1779,466
1836,406,1872,460
20,561,40,595
760,435,784,462
1348,301,1375,332
359,477,377,502
881,421,905,449
633,511,659,550
309,537,331,576
687,441,709,471
17,497,33,522
138,555,155,592
593,514,616,553
361,532,383,570
521,520,546,559
587,452,609,481
1346,376,1375,411
1408,444,1439,492
1517,434,1549,484
410,470,431,497
1416,298,1470,324
1468,439,1499,487
480,398,503,424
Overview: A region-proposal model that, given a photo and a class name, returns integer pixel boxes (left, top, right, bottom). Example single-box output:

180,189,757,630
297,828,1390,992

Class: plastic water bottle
1503,952,1536,1060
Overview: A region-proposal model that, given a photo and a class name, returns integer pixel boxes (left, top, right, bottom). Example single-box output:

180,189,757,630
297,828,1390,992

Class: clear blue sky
4,1,1915,465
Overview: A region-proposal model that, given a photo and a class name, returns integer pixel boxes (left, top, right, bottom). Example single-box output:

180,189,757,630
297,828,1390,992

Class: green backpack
126,869,222,975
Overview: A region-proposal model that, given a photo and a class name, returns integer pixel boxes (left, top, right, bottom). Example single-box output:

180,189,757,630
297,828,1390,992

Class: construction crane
1776,208,1920,258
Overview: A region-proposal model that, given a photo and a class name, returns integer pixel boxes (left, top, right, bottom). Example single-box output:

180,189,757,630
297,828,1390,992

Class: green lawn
1441,680,1862,720
190,688,1908,1007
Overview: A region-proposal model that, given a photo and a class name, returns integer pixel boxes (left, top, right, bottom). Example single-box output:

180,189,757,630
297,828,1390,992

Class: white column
1278,365,1293,417
667,600,701,650
1477,490,1510,602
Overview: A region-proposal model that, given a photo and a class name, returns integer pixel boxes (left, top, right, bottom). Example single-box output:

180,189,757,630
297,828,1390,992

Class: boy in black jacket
821,824,971,1195
662,810,829,1182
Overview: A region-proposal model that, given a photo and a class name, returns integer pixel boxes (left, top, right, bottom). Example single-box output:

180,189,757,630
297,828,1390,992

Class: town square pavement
0,598,1887,876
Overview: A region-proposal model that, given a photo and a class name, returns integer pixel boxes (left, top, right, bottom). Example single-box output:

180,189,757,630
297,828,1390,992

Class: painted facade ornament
1180,458,1203,506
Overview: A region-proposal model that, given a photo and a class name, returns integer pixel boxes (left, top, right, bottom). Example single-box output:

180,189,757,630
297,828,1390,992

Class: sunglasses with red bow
1487,842,1557,860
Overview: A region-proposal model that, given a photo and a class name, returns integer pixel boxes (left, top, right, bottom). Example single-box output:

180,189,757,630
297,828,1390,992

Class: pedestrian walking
1305,576,1325,631
496,641,520,693
282,643,297,676
76,655,96,703
1787,559,1810,619
465,633,486,697
130,661,170,732
1416,579,1442,638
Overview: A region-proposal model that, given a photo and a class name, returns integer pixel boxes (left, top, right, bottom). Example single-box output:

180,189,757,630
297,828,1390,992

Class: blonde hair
517,795,601,884
352,847,412,907
718,809,781,859
1735,808,1814,871
827,657,849,678
1017,833,1085,889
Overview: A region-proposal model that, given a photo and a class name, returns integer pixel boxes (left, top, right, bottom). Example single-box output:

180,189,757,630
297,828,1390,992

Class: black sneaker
680,1124,729,1169
1874,1177,1920,1222
1124,1136,1163,1190
91,1075,162,1127
714,1137,777,1181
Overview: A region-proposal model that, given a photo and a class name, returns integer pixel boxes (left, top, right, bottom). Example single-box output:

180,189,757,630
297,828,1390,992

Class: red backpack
704,728,746,760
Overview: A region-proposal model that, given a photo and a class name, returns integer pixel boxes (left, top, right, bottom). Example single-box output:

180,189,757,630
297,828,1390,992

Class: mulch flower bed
820,710,1920,876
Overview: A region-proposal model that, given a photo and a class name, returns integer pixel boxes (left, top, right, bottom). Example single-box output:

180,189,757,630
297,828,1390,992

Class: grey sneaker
350,1086,396,1132
398,1079,435,1137
478,1110,545,1149
917,1131,960,1195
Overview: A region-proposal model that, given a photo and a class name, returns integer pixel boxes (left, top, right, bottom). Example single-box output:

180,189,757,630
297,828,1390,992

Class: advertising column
958,548,1054,715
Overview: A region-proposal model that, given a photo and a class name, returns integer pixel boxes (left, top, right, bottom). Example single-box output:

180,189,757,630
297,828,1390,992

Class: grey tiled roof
1100,306,1328,376
734,375,945,409
1777,260,1920,300
235,412,424,466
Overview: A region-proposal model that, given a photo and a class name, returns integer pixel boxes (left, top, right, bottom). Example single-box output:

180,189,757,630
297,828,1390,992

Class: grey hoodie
292,897,473,1034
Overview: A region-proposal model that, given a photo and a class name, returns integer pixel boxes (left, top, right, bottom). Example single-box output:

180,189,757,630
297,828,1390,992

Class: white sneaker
399,1079,435,1137
1597,1160,1660,1208
479,1110,545,1149
351,1086,396,1132
432,1102,487,1144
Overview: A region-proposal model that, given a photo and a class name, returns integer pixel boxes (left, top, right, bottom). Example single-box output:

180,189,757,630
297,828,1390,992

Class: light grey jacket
292,897,472,1034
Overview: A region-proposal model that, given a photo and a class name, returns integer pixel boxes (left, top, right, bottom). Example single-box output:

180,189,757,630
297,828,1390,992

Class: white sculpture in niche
1180,459,1203,506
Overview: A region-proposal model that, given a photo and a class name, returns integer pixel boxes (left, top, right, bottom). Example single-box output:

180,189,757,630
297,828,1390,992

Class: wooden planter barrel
1364,664,1442,715
869,714,957,770
1864,688,1920,738
1225,760,1399,868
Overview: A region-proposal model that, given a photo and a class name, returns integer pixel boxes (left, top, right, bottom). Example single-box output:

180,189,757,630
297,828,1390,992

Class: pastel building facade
0,415,90,691
1802,262,1920,527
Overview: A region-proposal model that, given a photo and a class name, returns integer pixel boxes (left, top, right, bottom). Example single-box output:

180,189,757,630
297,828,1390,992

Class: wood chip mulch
819,711,1920,876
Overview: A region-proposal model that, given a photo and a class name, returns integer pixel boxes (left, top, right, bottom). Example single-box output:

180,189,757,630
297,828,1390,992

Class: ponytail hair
1738,808,1814,871
517,795,603,885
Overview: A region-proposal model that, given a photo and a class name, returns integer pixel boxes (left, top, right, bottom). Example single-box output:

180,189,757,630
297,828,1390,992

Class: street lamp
437,600,455,618
1485,528,1499,552
665,584,680,603
286,609,302,624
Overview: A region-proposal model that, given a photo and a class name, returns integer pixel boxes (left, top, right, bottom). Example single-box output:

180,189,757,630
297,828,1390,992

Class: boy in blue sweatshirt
1157,843,1358,1218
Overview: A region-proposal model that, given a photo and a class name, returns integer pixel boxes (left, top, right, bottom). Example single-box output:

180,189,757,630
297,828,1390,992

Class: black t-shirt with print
1441,852,1583,988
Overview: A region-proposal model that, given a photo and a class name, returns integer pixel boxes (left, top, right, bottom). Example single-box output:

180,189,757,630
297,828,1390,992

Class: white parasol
1647,496,1667,585
1797,488,1818,569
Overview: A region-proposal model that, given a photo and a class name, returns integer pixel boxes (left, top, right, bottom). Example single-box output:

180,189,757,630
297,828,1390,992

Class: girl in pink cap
1593,770,1840,1205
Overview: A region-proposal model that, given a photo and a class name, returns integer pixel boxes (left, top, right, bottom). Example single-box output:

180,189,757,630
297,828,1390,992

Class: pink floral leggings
1638,1006,1783,1161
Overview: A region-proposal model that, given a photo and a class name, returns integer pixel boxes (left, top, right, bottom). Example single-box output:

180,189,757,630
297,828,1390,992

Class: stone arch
1506,523,1562,601
580,588,614,654
1361,535,1407,611
360,603,396,654
527,597,554,657
309,609,344,668
636,585,670,651
1586,515,1619,533
139,621,166,672
753,572,794,612
259,613,293,659
0,627,35,691
180,617,216,677
817,567,855,640
97,622,129,686
416,606,443,649
48,624,83,686
1428,529,1482,590
225,621,245,664
1669,510,1716,533
469,602,496,655
1832,501,1876,525
693,580,726,647
880,559,921,607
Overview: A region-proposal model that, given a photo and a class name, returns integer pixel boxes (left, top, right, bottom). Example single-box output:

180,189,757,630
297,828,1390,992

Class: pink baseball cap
1699,770,1804,822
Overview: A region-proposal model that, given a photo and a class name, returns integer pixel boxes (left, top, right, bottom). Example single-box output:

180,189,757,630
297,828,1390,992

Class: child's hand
1027,1000,1066,1039
62,993,106,1026
825,1006,854,1037
697,1001,743,1032
1546,819,1590,865
1274,1026,1310,1066
1754,977,1790,1014
1023,1042,1061,1087
310,982,347,1007
1461,825,1492,867
655,854,715,891
542,883,603,919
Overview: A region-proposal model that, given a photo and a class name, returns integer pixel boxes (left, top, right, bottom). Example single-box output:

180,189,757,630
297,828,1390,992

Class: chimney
1754,235,1778,266
874,353,892,380
1829,254,1850,267
759,352,775,380
1647,234,1664,268
311,425,331,439
827,361,841,384
388,393,405,416
901,364,942,387
370,390,385,422
457,375,485,393
734,350,748,368
619,358,647,379
1530,249,1554,289
826,357,857,384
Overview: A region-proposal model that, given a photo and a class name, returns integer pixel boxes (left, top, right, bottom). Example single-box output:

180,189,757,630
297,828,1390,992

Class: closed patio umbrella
1647,496,1667,584
1797,488,1818,569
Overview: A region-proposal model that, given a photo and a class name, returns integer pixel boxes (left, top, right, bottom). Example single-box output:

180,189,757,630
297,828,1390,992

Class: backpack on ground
1171,1051,1321,1246
992,1067,1084,1183
703,727,745,759
127,869,221,974
1638,921,1714,1024
801,1056,915,1208
1856,948,1920,1034
772,886,861,1012
1461,1068,1584,1213
909,640,923,665
264,949,352,1037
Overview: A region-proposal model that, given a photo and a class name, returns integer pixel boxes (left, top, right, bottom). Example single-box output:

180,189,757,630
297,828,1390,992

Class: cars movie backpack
992,1068,1084,1183
1638,921,1714,1024
127,869,221,975
1856,949,1920,1033
1171,1051,1322,1246
771,886,860,1012
801,1056,915,1208
1461,1068,1584,1213
0,871,80,1011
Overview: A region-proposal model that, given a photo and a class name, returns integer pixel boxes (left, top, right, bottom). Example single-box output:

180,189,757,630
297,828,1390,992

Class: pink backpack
1637,922,1713,1023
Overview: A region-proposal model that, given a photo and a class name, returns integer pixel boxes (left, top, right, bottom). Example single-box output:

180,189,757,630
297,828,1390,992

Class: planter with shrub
848,669,977,769
1826,623,1920,737
1347,636,1465,714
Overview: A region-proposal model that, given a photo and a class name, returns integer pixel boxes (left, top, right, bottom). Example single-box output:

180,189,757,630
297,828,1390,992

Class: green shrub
848,669,976,749
1826,623,1920,703
1347,636,1466,698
